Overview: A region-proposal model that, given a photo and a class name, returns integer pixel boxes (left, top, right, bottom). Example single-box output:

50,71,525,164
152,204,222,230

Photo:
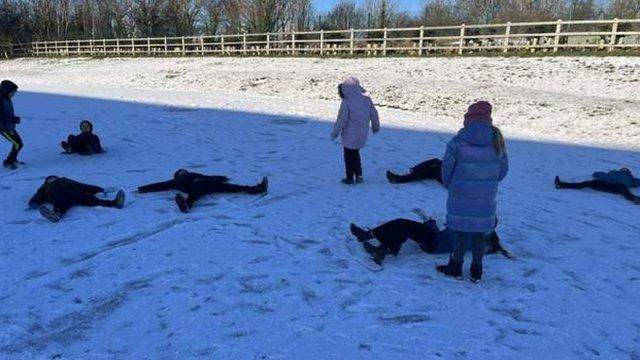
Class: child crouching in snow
436,101,509,283
330,77,380,185
61,120,104,155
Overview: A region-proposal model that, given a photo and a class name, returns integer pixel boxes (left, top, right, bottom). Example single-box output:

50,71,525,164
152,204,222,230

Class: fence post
147,37,151,55
201,36,205,56
383,28,388,55
116,38,120,55
458,24,465,55
243,33,247,55
291,32,296,55
609,18,619,52
553,19,562,52
350,28,355,55
418,26,425,56
320,30,324,56
181,36,185,56
266,34,270,55
503,22,511,53
164,37,167,55
221,35,225,55
131,38,134,55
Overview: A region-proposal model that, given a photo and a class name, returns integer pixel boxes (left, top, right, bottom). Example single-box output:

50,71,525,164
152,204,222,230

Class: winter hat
0,80,18,97
174,169,189,179
464,101,493,126
79,120,94,132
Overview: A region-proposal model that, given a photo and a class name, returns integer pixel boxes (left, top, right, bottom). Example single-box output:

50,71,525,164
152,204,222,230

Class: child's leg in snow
372,219,423,256
2,130,23,163
343,148,357,181
471,233,487,267
451,231,467,264
353,149,362,177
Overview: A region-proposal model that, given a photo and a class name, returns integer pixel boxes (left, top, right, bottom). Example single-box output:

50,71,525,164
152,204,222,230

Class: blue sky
313,0,424,14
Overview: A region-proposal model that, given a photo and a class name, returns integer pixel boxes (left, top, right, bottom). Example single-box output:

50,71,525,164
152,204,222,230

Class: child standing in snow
61,120,104,155
436,101,509,283
0,80,23,169
330,77,380,185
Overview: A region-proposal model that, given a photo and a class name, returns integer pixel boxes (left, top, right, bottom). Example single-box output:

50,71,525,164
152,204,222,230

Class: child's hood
0,80,18,97
340,77,366,99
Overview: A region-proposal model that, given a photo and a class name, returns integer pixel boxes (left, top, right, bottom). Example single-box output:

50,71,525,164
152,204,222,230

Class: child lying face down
386,158,443,184
29,175,125,222
350,209,511,265
61,120,104,155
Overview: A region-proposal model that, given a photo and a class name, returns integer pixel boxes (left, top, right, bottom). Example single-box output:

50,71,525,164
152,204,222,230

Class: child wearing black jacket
61,120,104,155
0,80,23,169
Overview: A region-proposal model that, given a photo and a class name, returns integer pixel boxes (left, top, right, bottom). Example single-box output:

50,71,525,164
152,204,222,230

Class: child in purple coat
330,77,380,185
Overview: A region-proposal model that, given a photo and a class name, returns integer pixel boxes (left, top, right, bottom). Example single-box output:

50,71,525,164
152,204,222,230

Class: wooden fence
3,18,640,59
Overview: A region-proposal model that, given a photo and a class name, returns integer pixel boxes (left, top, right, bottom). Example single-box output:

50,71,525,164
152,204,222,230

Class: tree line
1,0,639,44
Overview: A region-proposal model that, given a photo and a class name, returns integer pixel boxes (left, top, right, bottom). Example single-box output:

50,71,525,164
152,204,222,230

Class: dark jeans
66,135,93,155
558,178,639,203
185,180,258,207
53,192,116,215
2,129,23,163
343,147,362,181
390,158,443,184
372,219,439,256
451,231,487,266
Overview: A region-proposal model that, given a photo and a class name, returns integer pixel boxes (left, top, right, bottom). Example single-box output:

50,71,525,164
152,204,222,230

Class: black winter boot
470,262,483,283
436,256,463,279
350,223,374,242
554,176,564,189
175,194,190,213
386,170,397,183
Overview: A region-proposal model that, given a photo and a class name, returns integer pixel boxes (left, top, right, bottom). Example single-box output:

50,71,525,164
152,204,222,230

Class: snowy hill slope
0,57,639,359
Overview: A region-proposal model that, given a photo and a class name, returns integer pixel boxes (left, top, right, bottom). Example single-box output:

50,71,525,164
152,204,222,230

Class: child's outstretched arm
330,101,349,140
138,180,176,193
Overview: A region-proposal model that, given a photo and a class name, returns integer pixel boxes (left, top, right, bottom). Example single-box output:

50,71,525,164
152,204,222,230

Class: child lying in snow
61,120,104,155
555,168,640,205
29,176,125,223
350,209,511,266
138,169,268,213
386,158,443,184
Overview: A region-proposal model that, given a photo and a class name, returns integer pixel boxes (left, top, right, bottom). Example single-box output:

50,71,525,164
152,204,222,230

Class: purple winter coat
442,123,509,233
330,77,380,150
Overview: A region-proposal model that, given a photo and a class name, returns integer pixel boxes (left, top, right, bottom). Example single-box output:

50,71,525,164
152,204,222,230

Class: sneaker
257,177,268,193
114,190,126,209
3,160,17,170
436,256,463,279
61,141,72,153
350,223,373,242
362,242,387,265
39,206,61,223
175,193,190,213
470,262,483,283
386,170,396,183
341,178,354,185
355,176,363,184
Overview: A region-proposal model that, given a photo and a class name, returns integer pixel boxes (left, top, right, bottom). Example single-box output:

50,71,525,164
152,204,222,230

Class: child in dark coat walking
61,120,104,155
330,77,380,185
0,80,23,169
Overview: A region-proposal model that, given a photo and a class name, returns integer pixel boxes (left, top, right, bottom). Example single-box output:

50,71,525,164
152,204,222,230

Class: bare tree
421,0,460,26
163,0,200,36
320,0,365,30
456,0,503,24
364,0,400,28
566,0,599,20
288,0,314,31
201,0,224,34
243,0,289,33
129,0,165,37
219,0,244,34
608,0,640,18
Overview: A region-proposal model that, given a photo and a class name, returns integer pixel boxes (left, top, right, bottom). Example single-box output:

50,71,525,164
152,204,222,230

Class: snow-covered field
1,57,639,359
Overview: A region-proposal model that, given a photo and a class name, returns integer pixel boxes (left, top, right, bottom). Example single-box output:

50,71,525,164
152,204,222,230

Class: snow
0,56,639,359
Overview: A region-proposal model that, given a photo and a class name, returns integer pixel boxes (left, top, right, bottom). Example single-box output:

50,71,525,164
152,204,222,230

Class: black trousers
185,180,258,207
53,192,115,215
66,135,93,155
371,219,438,256
558,178,639,203
343,147,362,181
2,129,23,163
390,158,443,184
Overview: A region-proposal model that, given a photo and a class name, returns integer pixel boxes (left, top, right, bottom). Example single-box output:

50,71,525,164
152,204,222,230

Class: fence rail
2,18,640,59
